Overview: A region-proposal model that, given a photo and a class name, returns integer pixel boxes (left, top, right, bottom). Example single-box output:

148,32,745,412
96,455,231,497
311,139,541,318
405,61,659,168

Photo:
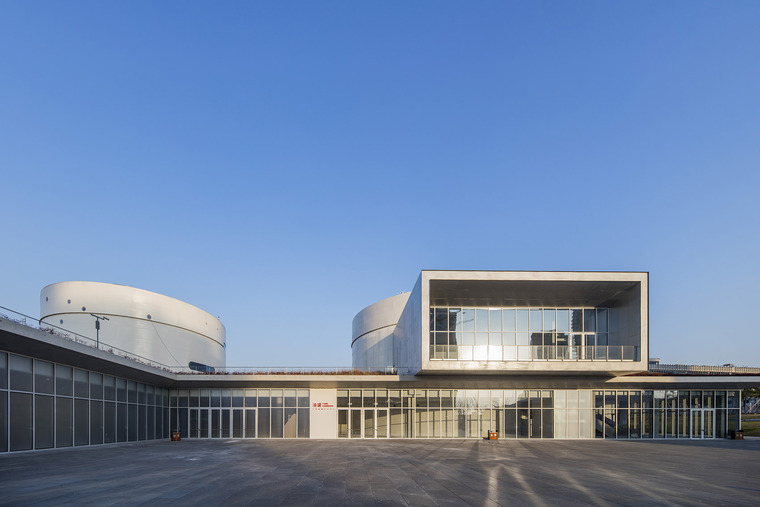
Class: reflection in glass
557,309,569,333
543,309,556,332
503,309,516,332
489,310,502,332
516,310,529,332
475,309,489,332
530,310,543,332
570,309,583,332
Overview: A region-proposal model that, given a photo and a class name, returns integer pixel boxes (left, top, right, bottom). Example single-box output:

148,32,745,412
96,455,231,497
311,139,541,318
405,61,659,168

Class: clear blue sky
1,2,758,367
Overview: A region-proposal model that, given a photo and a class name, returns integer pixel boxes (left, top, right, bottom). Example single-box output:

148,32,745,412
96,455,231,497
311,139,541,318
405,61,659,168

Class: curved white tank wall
40,282,225,368
351,292,409,369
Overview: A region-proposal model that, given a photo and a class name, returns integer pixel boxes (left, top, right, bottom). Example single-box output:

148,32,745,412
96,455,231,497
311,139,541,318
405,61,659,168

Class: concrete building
0,271,755,452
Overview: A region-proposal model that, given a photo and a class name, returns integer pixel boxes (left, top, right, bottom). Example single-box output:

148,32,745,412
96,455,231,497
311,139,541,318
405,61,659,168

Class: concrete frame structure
0,270,755,452
354,271,648,375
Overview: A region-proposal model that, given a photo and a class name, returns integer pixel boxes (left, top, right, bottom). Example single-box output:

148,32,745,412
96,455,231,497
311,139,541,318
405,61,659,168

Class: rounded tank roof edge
352,291,411,323
40,281,225,331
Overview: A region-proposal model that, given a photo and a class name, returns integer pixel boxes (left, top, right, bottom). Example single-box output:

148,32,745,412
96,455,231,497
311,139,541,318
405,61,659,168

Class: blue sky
1,2,758,367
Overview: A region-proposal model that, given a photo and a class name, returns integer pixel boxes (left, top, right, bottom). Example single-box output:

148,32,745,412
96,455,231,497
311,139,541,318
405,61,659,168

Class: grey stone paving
1,438,759,506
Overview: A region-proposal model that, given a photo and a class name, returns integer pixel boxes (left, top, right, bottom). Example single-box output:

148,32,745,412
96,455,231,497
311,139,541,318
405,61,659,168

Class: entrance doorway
691,409,715,439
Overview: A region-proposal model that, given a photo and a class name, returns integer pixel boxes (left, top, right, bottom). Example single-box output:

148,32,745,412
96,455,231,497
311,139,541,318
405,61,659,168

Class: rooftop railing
648,363,760,375
174,366,404,375
0,305,175,373
430,345,640,361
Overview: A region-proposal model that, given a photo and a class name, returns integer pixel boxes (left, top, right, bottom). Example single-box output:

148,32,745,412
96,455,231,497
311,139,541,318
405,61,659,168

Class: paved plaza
1,438,759,506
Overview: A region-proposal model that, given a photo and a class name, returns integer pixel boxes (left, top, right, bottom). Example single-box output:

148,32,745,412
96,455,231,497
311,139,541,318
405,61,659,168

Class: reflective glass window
516,310,528,332
103,376,116,401
570,309,583,332
597,309,608,333
10,354,33,392
462,309,475,331
10,392,33,450
434,308,448,331
502,309,515,332
584,310,596,333
448,309,462,331
0,351,6,389
489,310,502,332
529,310,542,332
74,369,89,398
543,309,556,332
475,309,489,332
557,309,569,333
90,373,103,400
127,380,137,404
116,378,127,402
33,360,54,394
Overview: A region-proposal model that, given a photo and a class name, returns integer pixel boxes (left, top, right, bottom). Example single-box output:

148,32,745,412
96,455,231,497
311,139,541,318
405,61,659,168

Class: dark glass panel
284,389,297,408
74,369,89,398
139,405,147,440
9,355,33,392
104,402,116,443
271,409,284,438
56,397,73,447
127,381,137,404
90,373,103,400
117,404,127,442
116,378,127,402
128,404,137,441
232,389,244,408
138,383,146,405
434,308,448,331
584,310,596,332
0,351,7,389
298,390,309,408
232,409,243,438
10,392,33,451
210,409,220,438
258,408,270,438
570,309,583,332
245,410,256,438
297,409,309,438
0,391,6,452
74,398,89,446
35,395,54,449
90,401,103,445
103,376,116,401
34,360,54,394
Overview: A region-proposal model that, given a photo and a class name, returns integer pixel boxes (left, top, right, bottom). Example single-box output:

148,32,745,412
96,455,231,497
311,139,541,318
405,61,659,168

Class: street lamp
90,314,109,349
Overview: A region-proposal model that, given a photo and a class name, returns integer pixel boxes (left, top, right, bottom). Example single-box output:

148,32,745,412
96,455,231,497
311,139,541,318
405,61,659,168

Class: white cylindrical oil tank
351,292,409,369
40,281,225,369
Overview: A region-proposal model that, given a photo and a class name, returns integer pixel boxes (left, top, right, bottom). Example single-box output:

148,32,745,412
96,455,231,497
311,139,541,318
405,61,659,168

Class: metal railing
648,363,760,375
0,305,175,373
430,345,639,361
174,366,405,375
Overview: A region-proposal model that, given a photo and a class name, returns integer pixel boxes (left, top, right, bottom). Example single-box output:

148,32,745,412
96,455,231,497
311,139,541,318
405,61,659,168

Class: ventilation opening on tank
189,361,215,373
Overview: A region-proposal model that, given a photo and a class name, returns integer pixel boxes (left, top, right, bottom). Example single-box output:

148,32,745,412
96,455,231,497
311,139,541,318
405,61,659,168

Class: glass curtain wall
335,387,740,440
0,350,169,453
178,388,310,439
429,307,632,361
337,389,555,439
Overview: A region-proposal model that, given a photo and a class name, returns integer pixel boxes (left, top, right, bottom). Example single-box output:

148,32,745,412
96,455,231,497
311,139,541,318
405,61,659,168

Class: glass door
691,409,715,439
364,410,375,438
350,409,362,438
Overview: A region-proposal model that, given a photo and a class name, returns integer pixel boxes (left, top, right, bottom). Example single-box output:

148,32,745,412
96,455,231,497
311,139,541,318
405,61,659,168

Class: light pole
90,314,109,349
